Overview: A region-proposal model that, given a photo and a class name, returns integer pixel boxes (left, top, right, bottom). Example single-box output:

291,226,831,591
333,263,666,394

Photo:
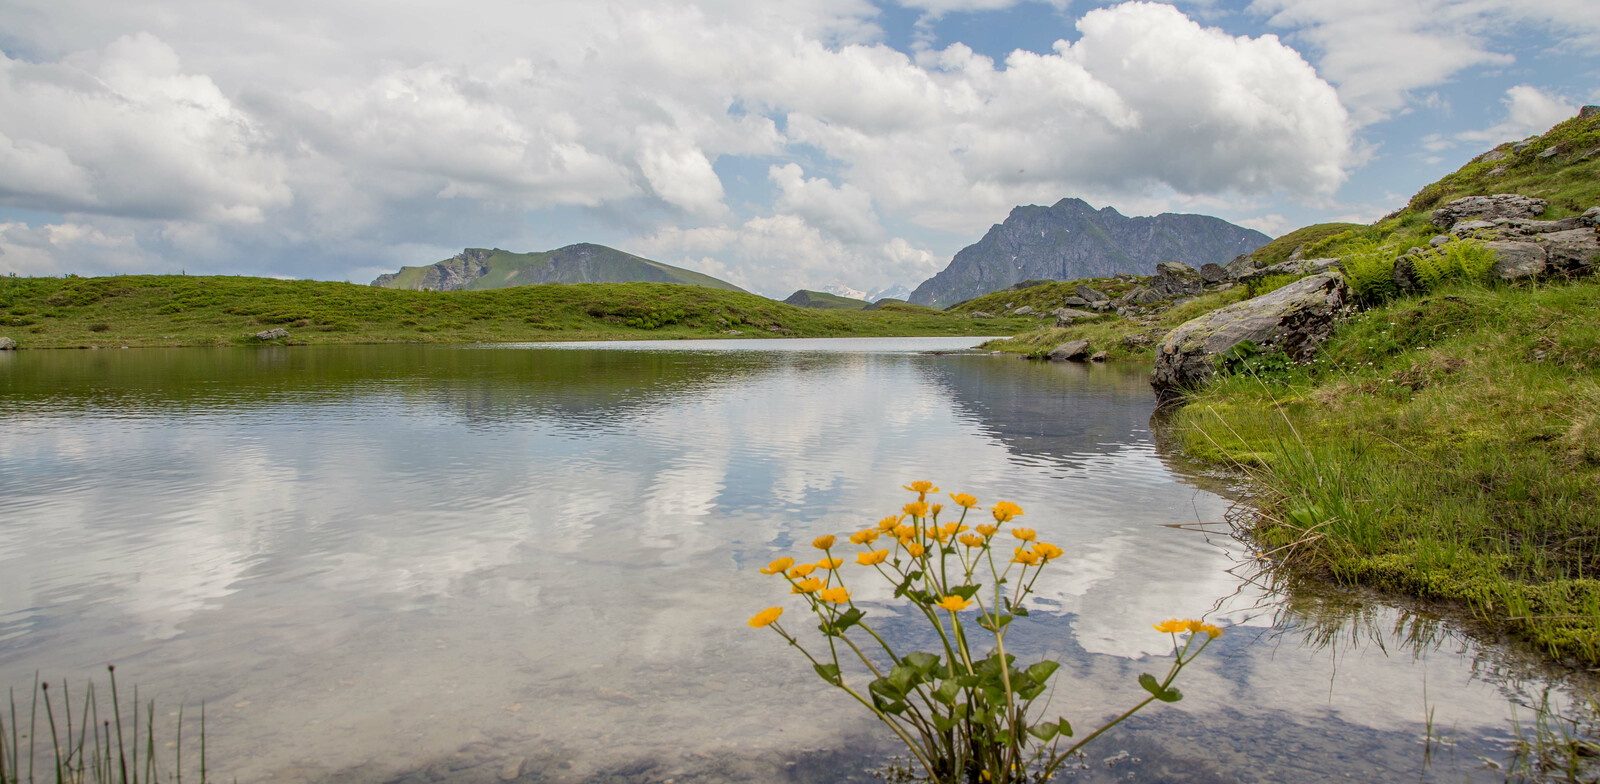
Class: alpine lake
0,338,1594,783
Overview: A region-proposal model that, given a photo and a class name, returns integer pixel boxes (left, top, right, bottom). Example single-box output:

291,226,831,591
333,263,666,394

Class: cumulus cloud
0,33,290,222
1458,85,1578,145
0,221,149,276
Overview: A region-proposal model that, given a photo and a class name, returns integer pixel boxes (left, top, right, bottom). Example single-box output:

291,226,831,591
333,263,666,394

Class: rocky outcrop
1540,229,1600,272
1149,262,1203,298
908,198,1269,307
1199,263,1228,284
1431,194,1548,228
1151,273,1348,400
1048,339,1091,361
255,328,290,340
1223,253,1263,280
1487,242,1548,280
0,336,15,350
1052,308,1101,326
374,249,494,290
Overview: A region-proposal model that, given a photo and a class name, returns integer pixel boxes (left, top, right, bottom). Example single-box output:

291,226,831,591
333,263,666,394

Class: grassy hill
1158,108,1600,664
0,275,1033,348
373,244,748,293
782,289,871,310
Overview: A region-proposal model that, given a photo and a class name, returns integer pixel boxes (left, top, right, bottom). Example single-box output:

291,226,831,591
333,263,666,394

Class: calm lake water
0,338,1590,783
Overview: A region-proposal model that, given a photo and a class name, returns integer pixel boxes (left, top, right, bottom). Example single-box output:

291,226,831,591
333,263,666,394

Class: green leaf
893,571,925,599
1025,661,1060,683
814,664,841,685
902,651,940,675
883,700,908,715
1012,605,1029,617
1155,686,1183,703
931,714,957,733
1017,683,1046,701
977,614,1013,632
1027,723,1059,742
1138,673,1182,702
949,584,981,600
957,674,981,688
833,607,864,633
933,679,962,706
887,664,917,694
1056,719,1073,737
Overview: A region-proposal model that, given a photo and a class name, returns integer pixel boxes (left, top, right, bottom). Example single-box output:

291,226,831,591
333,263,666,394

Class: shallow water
0,339,1589,783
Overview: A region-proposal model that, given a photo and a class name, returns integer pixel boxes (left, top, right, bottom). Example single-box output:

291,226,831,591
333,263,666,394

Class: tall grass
0,668,205,784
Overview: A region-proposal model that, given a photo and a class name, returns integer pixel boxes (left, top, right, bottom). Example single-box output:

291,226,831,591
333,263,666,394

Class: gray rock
255,328,290,340
1121,286,1163,306
1451,219,1496,235
1405,246,1425,256
1198,262,1229,284
1288,244,1306,261
1391,256,1423,293
1539,228,1600,271
1581,106,1600,120
1480,149,1508,163
1048,339,1091,362
1052,307,1100,327
1011,305,1034,315
1121,333,1153,348
1499,217,1587,236
1487,241,1548,280
1488,166,1508,177
1150,273,1347,400
1538,145,1563,159
969,311,994,319
1075,285,1109,302
0,337,14,350
1431,194,1547,228
1089,351,1108,362
1236,257,1341,283
1061,296,1089,307
1581,207,1600,227
1089,301,1113,312
499,756,525,781
1149,261,1203,298
1513,140,1536,154
1223,253,1262,280
1429,235,1451,247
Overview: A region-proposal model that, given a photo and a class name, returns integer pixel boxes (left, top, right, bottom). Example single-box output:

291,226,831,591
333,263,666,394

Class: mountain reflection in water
0,340,1593,784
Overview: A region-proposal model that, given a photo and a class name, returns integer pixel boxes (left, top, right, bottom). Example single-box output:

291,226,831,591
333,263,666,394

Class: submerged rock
1151,273,1347,400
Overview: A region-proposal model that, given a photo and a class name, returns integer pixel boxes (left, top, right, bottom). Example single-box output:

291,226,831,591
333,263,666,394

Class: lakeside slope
0,275,1032,347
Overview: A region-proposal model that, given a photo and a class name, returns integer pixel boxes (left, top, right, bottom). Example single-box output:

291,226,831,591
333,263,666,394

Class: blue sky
1,0,1597,297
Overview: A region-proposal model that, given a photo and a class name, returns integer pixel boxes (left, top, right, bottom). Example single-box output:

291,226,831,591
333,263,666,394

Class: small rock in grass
1089,350,1107,362
0,336,15,350
255,328,290,340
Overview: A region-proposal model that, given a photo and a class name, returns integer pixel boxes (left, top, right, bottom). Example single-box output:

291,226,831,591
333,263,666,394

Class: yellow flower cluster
1153,618,1224,639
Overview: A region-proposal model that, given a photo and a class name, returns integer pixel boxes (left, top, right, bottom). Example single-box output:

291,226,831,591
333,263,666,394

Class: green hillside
372,244,748,293
782,289,870,310
0,275,1033,348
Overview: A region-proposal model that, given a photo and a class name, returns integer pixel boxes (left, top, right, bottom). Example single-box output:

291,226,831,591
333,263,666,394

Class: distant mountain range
908,199,1270,308
783,289,870,310
819,283,913,302
371,244,748,293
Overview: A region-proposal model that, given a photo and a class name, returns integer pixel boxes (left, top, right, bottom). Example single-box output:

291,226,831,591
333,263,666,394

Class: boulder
1061,296,1090,307
1539,228,1600,271
1236,257,1341,283
969,311,994,319
1513,140,1536,154
1450,219,1496,235
0,336,15,350
1149,261,1203,298
1119,286,1163,306
1223,253,1262,280
1089,351,1107,362
1498,217,1588,237
1150,273,1347,400
1121,333,1153,349
1583,207,1600,227
1052,308,1100,327
1288,244,1306,261
1011,305,1034,315
255,328,290,340
1048,339,1091,362
1538,145,1563,159
1428,235,1451,247
1198,263,1229,284
1486,241,1548,280
1431,194,1547,228
1075,285,1109,302
1480,149,1508,163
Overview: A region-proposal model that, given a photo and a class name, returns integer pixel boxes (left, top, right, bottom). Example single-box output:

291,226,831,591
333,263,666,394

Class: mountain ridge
909,198,1269,308
371,243,748,293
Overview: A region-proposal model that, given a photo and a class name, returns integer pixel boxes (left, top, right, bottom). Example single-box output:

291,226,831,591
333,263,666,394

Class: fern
1341,239,1400,305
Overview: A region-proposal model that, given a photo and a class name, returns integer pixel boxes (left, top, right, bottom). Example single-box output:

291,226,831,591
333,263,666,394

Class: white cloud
769,163,883,244
0,221,149,276
0,33,290,222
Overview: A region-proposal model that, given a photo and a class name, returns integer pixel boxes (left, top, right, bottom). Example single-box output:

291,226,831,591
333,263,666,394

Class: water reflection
0,340,1591,783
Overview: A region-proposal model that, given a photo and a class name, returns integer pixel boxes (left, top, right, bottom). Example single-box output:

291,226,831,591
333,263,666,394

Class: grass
374,244,747,292
2,667,205,784
0,275,1034,348
1170,277,1600,663
944,277,1144,316
1247,223,1366,266
783,290,871,310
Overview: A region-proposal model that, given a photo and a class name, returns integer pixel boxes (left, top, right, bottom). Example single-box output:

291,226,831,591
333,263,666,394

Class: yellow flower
926,525,949,543
759,557,795,575
1032,542,1063,561
975,524,998,538
934,595,973,612
930,503,945,517
1153,618,1185,633
893,524,916,540
902,481,939,496
877,515,902,531
1011,547,1041,566
818,586,851,604
906,542,926,557
813,535,836,550
959,533,986,548
1200,623,1224,639
788,563,818,578
748,606,783,627
991,501,1025,523
1153,618,1222,638
857,549,890,566
949,492,979,509
817,557,844,570
791,578,824,594
1011,527,1037,542
903,501,930,518
940,522,965,539
850,528,881,545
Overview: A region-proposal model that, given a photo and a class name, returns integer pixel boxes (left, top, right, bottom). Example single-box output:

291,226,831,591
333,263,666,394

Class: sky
1,0,1598,297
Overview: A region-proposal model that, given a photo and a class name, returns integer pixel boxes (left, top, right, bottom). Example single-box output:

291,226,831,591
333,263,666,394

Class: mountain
820,283,869,300
865,284,912,302
907,199,1270,308
371,244,748,293
783,289,871,310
